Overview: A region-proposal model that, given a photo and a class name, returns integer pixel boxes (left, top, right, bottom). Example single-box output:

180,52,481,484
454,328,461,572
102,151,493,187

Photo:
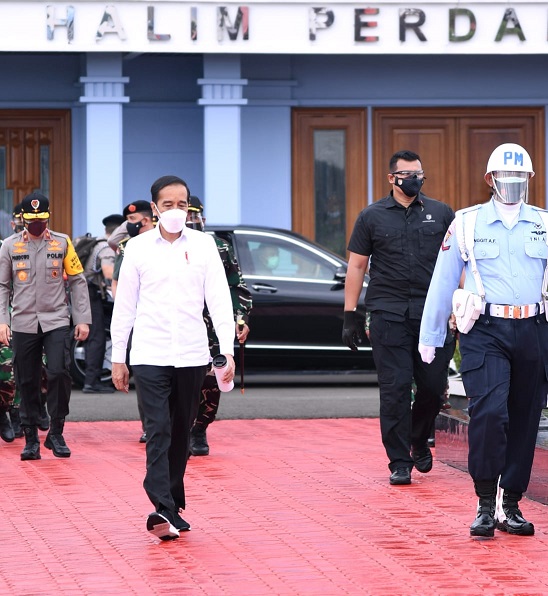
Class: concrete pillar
79,53,129,235
198,55,247,225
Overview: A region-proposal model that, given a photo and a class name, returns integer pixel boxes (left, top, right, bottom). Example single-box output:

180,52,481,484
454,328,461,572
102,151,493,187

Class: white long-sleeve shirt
110,225,234,367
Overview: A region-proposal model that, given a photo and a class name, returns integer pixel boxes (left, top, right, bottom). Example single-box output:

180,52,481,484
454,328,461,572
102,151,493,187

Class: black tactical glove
342,310,360,351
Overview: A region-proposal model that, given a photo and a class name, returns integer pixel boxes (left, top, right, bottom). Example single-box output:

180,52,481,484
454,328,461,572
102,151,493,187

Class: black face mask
26,220,48,236
396,176,424,198
126,220,144,238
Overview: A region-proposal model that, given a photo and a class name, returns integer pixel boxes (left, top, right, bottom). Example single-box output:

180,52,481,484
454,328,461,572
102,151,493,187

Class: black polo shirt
348,192,454,320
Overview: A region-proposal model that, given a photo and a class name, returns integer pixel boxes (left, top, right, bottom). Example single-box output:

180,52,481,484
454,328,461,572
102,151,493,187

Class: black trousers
12,325,72,426
84,285,106,387
369,312,455,472
461,314,548,494
133,364,207,512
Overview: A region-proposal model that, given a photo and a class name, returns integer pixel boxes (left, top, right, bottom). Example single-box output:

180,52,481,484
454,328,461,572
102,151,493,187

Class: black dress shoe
83,384,115,394
497,509,534,536
139,432,147,443
411,445,433,473
389,467,411,485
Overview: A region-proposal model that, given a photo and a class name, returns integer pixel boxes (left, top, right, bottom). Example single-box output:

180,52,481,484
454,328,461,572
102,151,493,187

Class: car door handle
252,284,278,293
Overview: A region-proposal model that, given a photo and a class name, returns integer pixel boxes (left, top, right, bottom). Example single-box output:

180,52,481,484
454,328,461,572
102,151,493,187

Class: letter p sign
309,8,335,41
504,151,524,167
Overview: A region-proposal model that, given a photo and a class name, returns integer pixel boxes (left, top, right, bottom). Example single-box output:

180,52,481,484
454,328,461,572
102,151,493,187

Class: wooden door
0,110,72,239
373,107,545,212
292,109,367,257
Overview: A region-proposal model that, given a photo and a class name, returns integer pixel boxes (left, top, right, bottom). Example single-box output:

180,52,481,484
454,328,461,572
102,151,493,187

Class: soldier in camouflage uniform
186,196,252,456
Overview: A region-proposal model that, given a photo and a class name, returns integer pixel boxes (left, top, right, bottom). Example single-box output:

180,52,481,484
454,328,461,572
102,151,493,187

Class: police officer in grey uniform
0,192,91,461
419,143,548,538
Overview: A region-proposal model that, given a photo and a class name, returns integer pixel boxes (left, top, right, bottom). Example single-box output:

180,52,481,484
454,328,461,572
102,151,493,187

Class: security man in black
343,150,455,486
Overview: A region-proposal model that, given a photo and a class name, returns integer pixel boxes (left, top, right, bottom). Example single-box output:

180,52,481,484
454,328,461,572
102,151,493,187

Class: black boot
38,393,50,431
470,479,497,537
497,490,534,536
9,406,23,438
189,426,209,456
0,409,15,442
44,418,71,458
21,426,41,460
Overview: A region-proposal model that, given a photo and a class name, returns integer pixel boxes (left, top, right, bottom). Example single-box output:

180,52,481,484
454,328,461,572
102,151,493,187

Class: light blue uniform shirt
420,199,548,347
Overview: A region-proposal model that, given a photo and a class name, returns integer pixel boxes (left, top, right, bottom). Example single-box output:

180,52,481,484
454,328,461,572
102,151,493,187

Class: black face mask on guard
396,176,424,198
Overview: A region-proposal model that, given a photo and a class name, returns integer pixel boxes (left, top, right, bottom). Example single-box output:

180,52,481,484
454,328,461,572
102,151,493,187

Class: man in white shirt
110,175,235,541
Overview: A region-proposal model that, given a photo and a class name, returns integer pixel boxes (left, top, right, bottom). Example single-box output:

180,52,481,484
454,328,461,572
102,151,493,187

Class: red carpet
1,418,547,595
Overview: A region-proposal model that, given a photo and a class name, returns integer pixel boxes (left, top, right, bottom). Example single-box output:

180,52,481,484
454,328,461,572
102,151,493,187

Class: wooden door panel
374,107,545,213
292,108,366,256
373,115,456,206
459,111,544,209
0,110,71,237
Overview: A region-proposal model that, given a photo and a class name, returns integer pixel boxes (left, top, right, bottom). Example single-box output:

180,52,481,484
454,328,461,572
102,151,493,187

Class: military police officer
419,143,548,538
0,192,91,461
186,196,252,456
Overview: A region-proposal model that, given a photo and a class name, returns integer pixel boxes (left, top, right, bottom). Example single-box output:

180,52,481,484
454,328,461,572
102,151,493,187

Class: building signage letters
2,2,545,54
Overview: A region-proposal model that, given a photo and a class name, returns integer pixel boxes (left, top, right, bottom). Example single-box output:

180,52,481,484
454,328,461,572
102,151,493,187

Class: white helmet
485,143,534,204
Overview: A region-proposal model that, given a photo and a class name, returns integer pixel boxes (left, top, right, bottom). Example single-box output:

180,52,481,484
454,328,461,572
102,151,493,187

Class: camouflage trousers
193,368,221,431
0,346,48,412
0,345,17,410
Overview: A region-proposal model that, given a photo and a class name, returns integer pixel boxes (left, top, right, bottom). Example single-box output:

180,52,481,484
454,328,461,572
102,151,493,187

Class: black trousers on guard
132,364,207,513
369,312,454,472
12,325,72,426
460,313,548,494
84,285,106,387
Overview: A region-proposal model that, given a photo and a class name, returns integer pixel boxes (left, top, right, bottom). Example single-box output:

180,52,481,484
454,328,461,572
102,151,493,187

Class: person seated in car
254,245,280,275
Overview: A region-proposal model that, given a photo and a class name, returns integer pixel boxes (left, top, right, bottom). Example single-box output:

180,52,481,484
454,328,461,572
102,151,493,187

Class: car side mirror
334,267,347,282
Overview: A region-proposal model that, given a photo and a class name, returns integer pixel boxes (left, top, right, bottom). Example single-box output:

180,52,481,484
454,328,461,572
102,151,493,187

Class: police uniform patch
52,270,59,279
17,271,27,281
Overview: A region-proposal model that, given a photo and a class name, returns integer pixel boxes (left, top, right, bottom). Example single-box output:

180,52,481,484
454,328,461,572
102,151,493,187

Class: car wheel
70,328,113,388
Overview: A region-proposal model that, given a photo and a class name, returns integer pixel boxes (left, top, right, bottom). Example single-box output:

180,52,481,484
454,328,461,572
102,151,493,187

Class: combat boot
496,490,534,536
189,427,209,456
21,426,41,460
44,418,71,458
9,406,23,438
0,409,15,442
470,479,497,537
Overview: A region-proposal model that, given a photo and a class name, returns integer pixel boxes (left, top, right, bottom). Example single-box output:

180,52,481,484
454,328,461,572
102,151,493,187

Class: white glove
418,343,436,364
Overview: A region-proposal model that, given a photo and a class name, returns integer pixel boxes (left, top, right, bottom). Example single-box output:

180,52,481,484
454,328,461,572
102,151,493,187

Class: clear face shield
491,170,529,204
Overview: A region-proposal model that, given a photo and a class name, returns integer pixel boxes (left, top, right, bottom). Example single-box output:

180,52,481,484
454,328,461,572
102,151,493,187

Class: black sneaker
147,510,179,541
173,511,191,532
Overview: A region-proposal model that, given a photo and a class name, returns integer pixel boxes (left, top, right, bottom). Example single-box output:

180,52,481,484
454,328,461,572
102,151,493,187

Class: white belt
482,302,544,319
